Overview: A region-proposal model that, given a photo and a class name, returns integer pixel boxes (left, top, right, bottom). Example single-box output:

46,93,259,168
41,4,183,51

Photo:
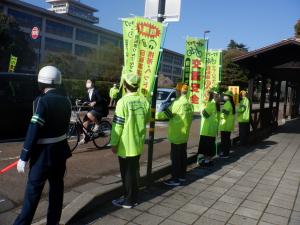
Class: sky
23,0,299,54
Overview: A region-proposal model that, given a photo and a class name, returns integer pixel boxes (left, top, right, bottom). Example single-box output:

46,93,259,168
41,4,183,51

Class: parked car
155,88,177,120
0,73,39,140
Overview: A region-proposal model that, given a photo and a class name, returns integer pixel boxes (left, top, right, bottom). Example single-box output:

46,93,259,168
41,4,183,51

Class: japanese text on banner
122,17,163,101
203,50,222,104
8,55,18,72
183,37,206,112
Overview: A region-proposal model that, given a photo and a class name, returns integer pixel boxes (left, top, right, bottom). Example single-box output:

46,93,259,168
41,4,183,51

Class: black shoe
164,179,180,186
208,161,214,167
112,198,137,209
178,177,186,182
198,161,209,168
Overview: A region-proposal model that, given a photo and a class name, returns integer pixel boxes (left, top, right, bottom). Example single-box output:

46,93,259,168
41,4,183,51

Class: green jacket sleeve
109,88,113,98
156,103,173,120
110,100,125,147
238,99,246,113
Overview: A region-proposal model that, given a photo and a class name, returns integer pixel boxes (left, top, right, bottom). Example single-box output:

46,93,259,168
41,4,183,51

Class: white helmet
38,66,62,85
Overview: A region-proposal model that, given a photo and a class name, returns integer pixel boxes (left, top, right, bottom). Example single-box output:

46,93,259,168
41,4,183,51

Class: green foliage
221,40,249,89
43,44,123,82
0,13,35,72
295,20,300,38
85,44,123,82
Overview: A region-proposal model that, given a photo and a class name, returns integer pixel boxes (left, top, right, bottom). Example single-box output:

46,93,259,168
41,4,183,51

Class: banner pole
146,0,166,186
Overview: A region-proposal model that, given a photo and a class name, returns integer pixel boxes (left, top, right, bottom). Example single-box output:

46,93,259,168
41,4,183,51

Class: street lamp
203,30,210,40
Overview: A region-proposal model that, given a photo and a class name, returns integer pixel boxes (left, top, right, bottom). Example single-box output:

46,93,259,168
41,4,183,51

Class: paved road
71,118,300,225
0,115,202,210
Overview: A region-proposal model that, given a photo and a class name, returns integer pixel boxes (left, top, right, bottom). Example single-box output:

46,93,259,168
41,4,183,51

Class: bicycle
67,100,112,152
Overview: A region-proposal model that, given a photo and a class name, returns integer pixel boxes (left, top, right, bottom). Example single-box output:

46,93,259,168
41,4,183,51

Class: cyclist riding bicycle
79,79,108,144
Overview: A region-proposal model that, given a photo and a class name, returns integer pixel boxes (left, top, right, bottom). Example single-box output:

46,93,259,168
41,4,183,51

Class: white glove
17,159,27,174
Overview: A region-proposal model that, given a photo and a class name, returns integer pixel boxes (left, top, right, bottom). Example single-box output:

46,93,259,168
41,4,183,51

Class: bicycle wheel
93,120,112,149
67,122,80,152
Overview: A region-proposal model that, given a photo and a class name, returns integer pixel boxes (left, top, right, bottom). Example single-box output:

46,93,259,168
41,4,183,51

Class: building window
7,8,42,29
45,37,72,53
173,67,182,75
162,64,173,74
100,35,119,46
162,53,173,64
75,44,92,57
76,29,98,44
46,20,73,38
173,56,183,66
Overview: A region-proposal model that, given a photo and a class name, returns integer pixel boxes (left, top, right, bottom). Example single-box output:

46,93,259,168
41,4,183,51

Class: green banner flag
202,50,222,103
8,54,18,72
184,37,207,112
122,17,163,100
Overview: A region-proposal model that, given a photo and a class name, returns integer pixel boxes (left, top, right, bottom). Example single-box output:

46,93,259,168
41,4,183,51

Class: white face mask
86,82,92,89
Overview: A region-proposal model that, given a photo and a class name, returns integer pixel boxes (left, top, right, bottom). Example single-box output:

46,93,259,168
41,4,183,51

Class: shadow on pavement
68,139,277,224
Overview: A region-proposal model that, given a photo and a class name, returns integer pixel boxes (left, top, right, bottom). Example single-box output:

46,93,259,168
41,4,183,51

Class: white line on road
0,199,5,203
0,156,19,161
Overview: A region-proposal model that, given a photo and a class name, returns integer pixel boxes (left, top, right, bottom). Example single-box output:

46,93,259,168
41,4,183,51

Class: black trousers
221,131,231,156
119,155,140,205
239,122,250,145
14,163,66,225
171,143,187,180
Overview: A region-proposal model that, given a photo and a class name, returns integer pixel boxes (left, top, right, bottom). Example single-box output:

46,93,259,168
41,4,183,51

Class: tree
227,39,248,52
42,53,81,79
85,44,123,82
221,40,249,89
158,74,174,88
0,13,35,72
295,20,300,38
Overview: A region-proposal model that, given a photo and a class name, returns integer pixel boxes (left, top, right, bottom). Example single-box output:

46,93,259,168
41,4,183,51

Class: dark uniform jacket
20,89,72,167
83,88,108,117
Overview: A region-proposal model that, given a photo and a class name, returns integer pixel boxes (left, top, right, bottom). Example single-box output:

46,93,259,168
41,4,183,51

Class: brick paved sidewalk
71,119,300,225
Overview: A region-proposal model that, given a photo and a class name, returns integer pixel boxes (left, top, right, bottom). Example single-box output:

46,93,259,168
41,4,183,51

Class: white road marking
0,156,19,161
0,199,5,203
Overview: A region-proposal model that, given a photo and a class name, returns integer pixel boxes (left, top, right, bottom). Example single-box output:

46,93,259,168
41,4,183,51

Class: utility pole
146,0,166,185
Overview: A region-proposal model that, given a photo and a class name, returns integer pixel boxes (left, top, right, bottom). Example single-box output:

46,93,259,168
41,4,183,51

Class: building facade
0,0,183,82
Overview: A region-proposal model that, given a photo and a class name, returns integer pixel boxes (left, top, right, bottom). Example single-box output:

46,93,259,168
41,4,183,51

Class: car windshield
157,91,170,101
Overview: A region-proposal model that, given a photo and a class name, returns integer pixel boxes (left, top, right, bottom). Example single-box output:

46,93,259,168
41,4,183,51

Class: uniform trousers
118,155,140,205
239,122,250,145
221,131,231,156
14,162,66,225
170,143,187,180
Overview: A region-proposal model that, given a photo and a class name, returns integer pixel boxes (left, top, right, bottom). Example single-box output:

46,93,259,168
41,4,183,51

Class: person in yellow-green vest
109,83,119,107
238,90,250,145
157,84,194,186
219,90,235,158
110,73,150,209
198,87,220,168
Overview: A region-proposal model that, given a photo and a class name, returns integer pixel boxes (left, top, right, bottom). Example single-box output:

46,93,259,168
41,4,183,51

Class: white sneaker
92,124,100,132
78,139,86,145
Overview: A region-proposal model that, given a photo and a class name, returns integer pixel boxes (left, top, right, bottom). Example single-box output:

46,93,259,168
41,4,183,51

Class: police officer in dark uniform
14,66,72,225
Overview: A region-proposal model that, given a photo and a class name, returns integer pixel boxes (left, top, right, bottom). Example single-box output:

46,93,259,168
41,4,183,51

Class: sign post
31,26,41,72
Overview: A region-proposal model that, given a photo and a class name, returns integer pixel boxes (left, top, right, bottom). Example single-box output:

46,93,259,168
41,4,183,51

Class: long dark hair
229,95,236,114
209,92,220,112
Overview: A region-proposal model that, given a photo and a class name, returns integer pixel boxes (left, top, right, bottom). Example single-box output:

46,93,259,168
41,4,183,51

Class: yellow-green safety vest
110,87,119,99
237,97,250,123
219,100,235,132
110,92,150,157
200,99,219,137
157,95,194,144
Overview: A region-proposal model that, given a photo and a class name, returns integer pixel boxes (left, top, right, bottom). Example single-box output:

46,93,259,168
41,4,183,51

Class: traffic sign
144,0,181,22
31,26,40,40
